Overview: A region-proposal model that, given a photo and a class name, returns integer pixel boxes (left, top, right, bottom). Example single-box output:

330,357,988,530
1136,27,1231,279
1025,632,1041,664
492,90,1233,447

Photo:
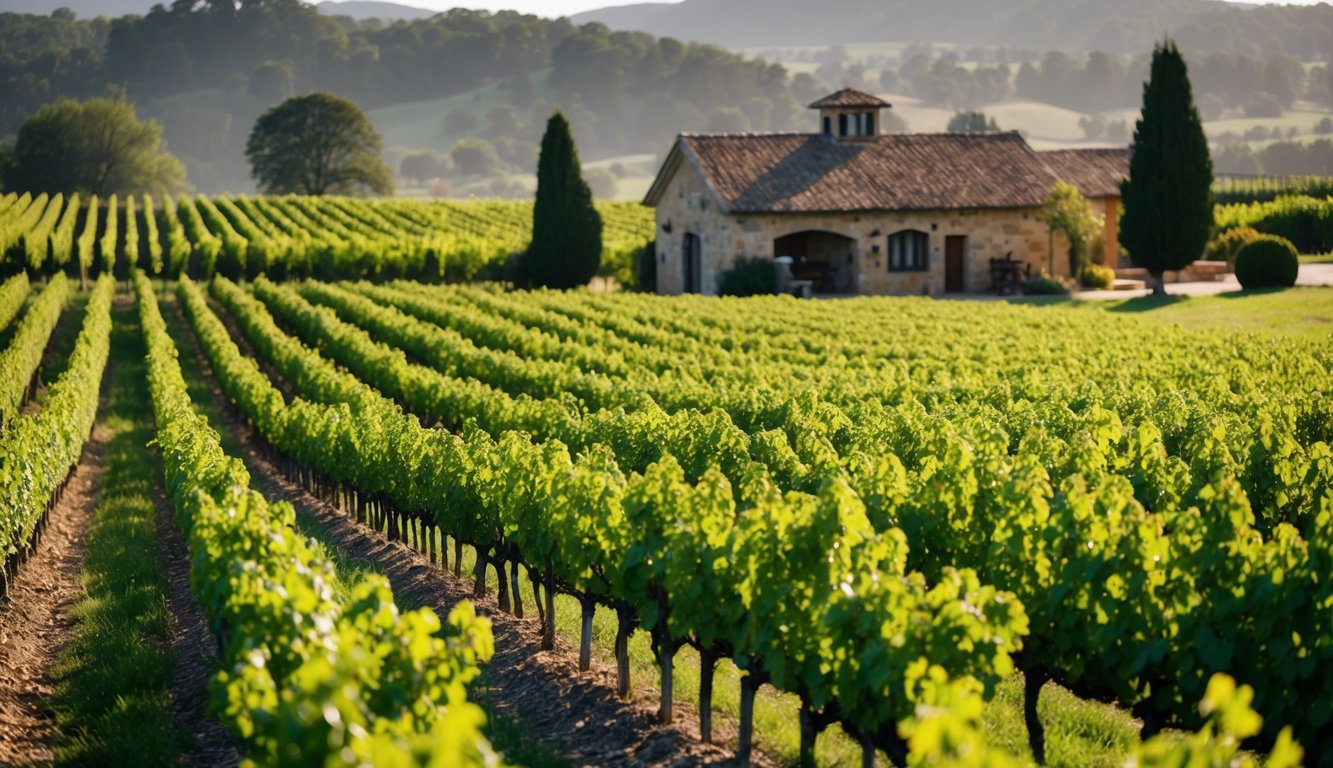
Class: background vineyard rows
0,192,656,285
3,190,1330,295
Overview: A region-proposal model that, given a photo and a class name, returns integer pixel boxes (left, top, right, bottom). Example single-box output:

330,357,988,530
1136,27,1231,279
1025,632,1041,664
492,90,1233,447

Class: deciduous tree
3,95,187,196
1036,181,1104,277
1119,39,1213,296
946,111,1000,132
450,139,500,177
248,60,296,103
245,93,392,196
399,151,450,182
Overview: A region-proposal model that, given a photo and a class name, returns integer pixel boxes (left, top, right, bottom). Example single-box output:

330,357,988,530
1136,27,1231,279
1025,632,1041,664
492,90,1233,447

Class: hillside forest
0,0,1331,195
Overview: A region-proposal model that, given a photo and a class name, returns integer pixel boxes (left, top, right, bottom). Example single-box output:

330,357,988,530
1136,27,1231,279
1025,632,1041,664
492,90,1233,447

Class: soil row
0,425,102,765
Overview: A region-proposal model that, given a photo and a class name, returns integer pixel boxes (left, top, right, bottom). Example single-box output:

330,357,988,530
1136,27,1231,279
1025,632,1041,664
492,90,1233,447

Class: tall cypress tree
1119,39,1214,296
527,112,602,289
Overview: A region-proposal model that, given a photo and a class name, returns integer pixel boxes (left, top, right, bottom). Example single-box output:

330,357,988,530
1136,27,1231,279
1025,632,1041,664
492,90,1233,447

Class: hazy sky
407,0,1325,16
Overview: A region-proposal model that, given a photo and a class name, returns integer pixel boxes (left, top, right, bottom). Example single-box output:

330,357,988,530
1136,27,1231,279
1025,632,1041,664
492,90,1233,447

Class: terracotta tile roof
1039,148,1130,199
662,131,1053,212
807,88,892,109
644,132,1129,213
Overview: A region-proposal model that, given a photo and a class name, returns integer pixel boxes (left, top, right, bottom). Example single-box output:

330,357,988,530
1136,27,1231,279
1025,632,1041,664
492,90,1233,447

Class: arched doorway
773,231,857,293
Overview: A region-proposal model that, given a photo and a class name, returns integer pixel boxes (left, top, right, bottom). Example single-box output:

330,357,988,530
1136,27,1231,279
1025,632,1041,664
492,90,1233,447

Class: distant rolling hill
0,0,151,16
0,0,434,19
570,0,1317,53
316,0,436,20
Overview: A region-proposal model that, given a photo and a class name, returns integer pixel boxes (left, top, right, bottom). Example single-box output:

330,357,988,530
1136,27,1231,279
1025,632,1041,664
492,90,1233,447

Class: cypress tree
1118,39,1214,296
527,112,602,289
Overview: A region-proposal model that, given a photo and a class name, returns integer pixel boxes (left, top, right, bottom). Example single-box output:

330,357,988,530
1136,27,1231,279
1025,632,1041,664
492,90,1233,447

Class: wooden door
683,233,702,293
945,236,966,292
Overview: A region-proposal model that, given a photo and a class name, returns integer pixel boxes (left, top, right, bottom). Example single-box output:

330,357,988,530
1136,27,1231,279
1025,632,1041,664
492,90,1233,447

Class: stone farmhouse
643,88,1129,296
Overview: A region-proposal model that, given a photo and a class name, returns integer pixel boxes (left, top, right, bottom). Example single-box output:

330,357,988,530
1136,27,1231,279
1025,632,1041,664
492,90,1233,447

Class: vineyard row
0,192,655,284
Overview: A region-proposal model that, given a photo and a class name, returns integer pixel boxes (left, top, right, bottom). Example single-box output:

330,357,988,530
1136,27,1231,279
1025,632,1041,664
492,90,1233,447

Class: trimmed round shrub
1234,235,1299,289
1080,263,1115,289
718,256,776,296
1024,274,1070,295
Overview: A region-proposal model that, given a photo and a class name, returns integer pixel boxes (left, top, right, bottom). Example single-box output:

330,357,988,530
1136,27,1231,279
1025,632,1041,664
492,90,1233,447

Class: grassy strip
157,286,564,766
1096,285,1333,340
47,297,183,765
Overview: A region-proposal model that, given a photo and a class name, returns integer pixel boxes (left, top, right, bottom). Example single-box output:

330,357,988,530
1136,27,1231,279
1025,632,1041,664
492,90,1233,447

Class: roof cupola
809,88,892,141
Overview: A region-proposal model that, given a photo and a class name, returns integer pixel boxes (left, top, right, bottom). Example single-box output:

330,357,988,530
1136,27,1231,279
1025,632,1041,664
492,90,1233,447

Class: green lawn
1094,286,1333,340
1015,286,1333,340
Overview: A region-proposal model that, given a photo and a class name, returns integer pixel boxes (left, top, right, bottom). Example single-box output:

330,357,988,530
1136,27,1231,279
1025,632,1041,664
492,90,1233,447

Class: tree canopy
3,1,1327,195
1213,138,1333,177
946,111,1000,132
1036,181,1104,277
2,95,187,196
525,112,602,290
399,151,450,182
245,93,392,196
450,139,500,178
1118,39,1214,295
0,4,811,194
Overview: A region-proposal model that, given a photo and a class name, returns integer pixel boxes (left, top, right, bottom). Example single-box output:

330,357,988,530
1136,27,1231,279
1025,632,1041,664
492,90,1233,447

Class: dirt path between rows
0,425,104,765
153,456,241,767
133,290,241,766
172,292,769,767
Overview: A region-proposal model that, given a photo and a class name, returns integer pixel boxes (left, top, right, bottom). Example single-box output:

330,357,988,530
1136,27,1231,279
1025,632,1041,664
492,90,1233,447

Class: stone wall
655,161,1073,295
653,159,723,295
